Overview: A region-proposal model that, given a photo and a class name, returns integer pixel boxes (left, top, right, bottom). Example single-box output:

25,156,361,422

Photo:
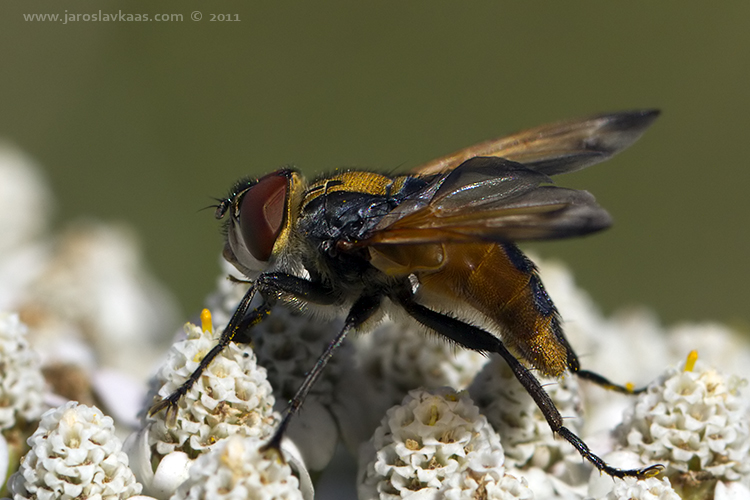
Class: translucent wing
360,156,611,246
413,109,660,176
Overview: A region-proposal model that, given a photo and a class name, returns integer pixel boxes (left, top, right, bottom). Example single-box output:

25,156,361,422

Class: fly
151,109,662,478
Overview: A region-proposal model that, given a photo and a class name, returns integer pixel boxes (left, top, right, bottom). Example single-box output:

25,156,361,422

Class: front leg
148,272,337,418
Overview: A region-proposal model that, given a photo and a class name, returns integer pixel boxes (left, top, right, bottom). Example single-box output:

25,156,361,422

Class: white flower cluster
5,148,750,500
16,222,178,380
617,356,750,482
354,317,489,407
9,401,142,500
358,387,534,500
469,357,584,477
0,144,179,434
173,435,304,500
247,305,344,412
146,314,278,458
604,477,681,500
0,313,44,430
122,312,298,498
205,264,382,471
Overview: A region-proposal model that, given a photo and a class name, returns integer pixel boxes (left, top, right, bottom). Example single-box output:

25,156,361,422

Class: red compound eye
237,171,289,262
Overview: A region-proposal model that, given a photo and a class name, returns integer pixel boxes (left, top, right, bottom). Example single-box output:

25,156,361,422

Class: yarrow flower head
355,317,490,408
126,309,281,498
146,309,278,458
604,477,681,500
172,435,306,500
616,351,750,493
0,312,45,431
469,357,585,479
15,222,179,381
9,401,141,500
358,387,533,500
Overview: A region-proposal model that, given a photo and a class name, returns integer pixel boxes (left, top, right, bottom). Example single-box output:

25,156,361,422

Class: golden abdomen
416,242,573,377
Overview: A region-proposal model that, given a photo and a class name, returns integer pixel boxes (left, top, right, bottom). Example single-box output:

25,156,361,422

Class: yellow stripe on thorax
303,171,408,206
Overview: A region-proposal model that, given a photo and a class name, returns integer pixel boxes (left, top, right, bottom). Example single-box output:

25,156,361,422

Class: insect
151,109,662,478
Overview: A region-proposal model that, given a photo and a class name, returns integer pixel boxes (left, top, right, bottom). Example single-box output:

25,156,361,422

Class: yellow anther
625,382,635,393
684,350,699,372
428,405,439,426
200,308,213,334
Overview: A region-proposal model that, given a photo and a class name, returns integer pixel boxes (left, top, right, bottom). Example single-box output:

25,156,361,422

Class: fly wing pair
357,110,659,253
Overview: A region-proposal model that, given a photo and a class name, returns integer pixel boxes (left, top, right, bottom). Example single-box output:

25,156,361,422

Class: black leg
149,282,260,417
398,295,662,479
262,292,383,454
149,273,337,418
575,369,647,395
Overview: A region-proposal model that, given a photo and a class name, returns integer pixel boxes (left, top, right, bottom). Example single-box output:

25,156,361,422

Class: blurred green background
1,1,749,334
